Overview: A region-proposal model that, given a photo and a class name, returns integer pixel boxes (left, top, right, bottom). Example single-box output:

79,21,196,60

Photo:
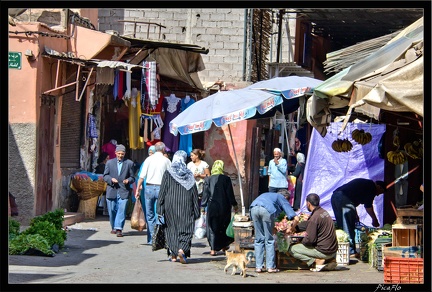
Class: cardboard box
336,242,350,266
383,245,422,259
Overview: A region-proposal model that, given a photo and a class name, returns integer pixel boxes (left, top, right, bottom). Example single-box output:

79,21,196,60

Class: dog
224,250,252,278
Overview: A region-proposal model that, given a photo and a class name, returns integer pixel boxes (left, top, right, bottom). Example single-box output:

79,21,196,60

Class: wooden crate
392,224,421,246
396,208,423,225
233,227,254,252
276,251,309,270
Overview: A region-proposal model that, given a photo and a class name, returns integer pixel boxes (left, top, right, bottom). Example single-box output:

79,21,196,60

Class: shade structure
169,88,282,215
307,17,424,136
169,88,282,136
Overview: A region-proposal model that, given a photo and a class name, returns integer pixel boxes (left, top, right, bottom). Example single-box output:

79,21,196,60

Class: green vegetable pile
9,209,67,256
336,229,349,242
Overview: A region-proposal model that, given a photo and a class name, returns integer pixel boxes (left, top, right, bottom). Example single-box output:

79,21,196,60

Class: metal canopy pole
228,124,245,216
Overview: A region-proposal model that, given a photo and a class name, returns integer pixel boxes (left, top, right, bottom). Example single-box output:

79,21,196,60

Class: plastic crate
336,242,350,266
369,236,392,271
384,257,424,284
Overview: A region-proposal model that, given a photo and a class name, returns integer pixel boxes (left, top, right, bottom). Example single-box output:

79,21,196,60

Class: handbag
130,197,146,231
226,215,235,238
152,215,166,252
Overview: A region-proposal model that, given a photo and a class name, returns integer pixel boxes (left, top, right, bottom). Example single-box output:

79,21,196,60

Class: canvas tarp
301,122,386,226
307,17,424,136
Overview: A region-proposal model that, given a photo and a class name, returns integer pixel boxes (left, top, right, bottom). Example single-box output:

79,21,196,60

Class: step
63,212,85,227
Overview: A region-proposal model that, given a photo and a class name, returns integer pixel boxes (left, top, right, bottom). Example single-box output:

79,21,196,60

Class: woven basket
77,195,99,219
71,179,107,200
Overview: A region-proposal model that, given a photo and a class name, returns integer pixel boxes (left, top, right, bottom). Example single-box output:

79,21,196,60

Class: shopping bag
194,213,206,239
152,223,166,252
130,197,146,231
226,215,235,238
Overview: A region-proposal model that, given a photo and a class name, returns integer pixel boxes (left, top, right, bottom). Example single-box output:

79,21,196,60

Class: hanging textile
87,113,98,138
178,96,195,154
162,94,181,153
113,69,120,100
128,89,144,150
145,61,158,109
123,71,132,101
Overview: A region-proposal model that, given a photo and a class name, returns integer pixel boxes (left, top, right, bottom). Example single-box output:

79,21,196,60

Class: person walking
201,160,239,256
103,144,136,237
290,152,306,211
187,148,211,203
135,142,171,244
330,178,386,257
135,145,157,237
289,193,338,272
157,150,200,264
267,148,288,193
250,189,299,273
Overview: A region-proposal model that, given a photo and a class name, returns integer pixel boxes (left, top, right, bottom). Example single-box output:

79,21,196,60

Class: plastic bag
194,213,206,239
226,215,235,238
130,198,146,231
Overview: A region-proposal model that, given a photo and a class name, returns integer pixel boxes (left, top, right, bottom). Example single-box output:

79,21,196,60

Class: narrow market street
8,214,390,290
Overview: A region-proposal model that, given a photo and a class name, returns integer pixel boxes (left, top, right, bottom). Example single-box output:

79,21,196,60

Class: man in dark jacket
289,193,338,272
103,144,135,237
331,178,386,257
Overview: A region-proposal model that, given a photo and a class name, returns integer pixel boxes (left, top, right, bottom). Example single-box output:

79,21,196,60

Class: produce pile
274,212,308,252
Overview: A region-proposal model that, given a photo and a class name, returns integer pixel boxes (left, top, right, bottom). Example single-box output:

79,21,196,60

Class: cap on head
115,144,126,153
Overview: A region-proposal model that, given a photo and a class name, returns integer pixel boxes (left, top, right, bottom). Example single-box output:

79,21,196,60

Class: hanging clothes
128,89,144,150
162,94,181,153
145,61,158,109
113,69,120,100
178,96,195,154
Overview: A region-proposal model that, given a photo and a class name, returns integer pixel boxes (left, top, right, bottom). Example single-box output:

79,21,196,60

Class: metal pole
228,124,245,216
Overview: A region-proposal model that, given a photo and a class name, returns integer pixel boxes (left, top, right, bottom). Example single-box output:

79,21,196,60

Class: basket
71,178,107,200
77,195,99,219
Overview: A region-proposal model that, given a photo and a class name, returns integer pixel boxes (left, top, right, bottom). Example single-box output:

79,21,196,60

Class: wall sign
9,52,22,70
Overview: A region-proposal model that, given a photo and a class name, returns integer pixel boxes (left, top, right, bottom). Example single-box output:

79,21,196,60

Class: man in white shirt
135,141,171,244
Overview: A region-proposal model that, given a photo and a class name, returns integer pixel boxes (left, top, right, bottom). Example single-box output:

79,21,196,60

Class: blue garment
145,185,160,244
267,158,288,189
249,192,297,270
250,205,276,270
249,192,296,220
178,98,195,154
331,191,358,254
106,193,128,230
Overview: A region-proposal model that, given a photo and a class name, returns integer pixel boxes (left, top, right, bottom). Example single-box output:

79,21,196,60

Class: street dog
224,250,252,278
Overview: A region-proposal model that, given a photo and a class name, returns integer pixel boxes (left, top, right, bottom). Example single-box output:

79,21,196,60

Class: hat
115,144,126,153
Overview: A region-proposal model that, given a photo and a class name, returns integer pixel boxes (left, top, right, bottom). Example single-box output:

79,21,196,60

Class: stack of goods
70,171,107,219
335,229,350,265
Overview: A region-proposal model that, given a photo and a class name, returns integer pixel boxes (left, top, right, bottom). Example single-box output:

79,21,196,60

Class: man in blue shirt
250,189,299,273
267,148,288,193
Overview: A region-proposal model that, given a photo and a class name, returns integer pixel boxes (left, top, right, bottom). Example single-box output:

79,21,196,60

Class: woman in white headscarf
290,152,306,211
157,150,200,264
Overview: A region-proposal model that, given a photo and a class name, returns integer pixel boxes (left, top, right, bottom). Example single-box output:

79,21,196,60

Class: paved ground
7,214,400,291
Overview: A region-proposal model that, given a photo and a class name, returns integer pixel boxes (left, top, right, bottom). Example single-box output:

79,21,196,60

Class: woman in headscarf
201,160,239,256
290,152,306,211
157,150,200,264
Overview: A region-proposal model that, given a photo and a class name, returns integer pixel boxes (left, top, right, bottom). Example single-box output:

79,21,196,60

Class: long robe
157,171,200,258
201,174,238,251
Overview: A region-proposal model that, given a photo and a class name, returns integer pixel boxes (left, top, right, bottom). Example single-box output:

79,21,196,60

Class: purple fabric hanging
301,122,386,227
87,114,98,138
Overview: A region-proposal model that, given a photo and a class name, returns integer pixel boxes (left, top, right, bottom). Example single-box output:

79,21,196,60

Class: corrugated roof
121,36,209,55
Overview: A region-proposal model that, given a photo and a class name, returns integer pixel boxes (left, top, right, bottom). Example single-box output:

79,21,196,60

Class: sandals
210,250,217,256
116,230,123,237
178,249,187,264
168,257,177,262
310,264,326,272
267,268,280,273
255,268,265,273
